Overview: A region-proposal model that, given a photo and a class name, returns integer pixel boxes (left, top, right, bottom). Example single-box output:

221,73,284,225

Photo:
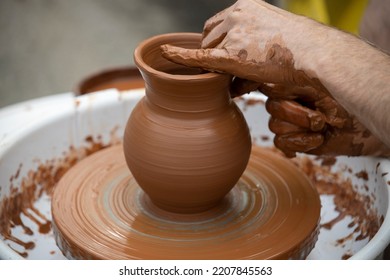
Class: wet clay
0,134,116,258
51,144,320,260
293,155,382,243
124,33,252,213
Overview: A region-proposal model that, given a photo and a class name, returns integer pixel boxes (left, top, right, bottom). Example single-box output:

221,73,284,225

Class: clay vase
123,33,252,213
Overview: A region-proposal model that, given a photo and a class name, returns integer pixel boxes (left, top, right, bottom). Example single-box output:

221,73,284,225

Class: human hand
262,83,390,157
161,0,316,96
161,0,390,157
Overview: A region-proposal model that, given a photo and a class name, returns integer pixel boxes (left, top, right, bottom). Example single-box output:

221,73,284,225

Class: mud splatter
0,133,119,258
292,156,381,244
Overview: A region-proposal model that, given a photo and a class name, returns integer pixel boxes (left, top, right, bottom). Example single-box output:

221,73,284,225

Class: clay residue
0,134,118,258
292,155,382,243
260,135,270,141
342,253,353,260
355,170,369,181
315,155,337,167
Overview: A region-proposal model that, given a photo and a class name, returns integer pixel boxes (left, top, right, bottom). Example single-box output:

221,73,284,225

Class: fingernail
308,113,325,131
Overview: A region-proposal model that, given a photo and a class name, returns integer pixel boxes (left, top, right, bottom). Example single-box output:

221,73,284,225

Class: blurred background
0,0,370,108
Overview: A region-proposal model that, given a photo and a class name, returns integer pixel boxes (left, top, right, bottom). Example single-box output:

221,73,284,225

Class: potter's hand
161,0,390,158
263,83,390,157
161,0,315,97
160,0,382,158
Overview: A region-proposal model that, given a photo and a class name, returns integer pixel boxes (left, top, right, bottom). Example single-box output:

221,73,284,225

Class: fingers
315,96,349,128
202,19,224,43
268,118,307,135
161,45,249,76
161,45,292,85
259,83,322,102
160,45,213,70
266,98,327,157
266,99,326,131
274,133,324,157
260,84,350,129
268,117,324,157
202,4,234,48
202,32,227,50
202,4,233,47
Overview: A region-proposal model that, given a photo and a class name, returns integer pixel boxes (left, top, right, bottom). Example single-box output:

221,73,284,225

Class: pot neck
141,71,233,113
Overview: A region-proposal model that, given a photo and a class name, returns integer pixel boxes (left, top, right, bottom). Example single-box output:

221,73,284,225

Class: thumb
161,45,263,98
161,44,295,85
161,44,239,74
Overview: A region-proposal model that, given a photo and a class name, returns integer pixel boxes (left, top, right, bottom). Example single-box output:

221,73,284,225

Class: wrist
284,16,336,77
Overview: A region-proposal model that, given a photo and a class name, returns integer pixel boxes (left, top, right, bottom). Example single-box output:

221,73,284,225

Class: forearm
290,18,390,149
161,0,390,156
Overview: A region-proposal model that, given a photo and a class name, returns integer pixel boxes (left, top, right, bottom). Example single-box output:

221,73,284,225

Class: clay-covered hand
161,0,390,158
261,83,390,157
160,0,315,97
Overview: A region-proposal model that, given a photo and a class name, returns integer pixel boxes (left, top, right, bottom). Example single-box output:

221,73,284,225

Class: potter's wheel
52,144,320,259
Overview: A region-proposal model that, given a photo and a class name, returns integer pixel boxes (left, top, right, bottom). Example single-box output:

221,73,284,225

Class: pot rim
133,32,226,81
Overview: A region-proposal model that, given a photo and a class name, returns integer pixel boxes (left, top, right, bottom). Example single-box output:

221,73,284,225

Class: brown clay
52,144,320,260
2,134,378,259
49,33,321,260
123,33,252,213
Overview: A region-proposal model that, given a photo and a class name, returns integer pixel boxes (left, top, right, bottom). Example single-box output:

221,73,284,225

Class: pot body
124,33,252,213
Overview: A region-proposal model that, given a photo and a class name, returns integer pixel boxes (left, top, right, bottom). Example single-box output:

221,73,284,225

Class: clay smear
292,154,383,259
0,135,119,258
